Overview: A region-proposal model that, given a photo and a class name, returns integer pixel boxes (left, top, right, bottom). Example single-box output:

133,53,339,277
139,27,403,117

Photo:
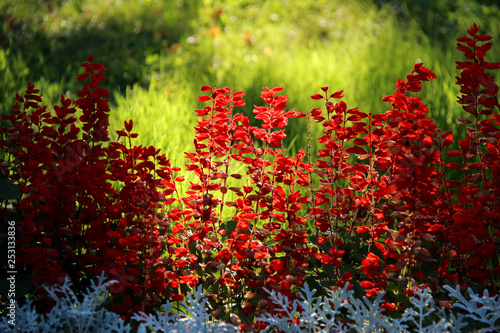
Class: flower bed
1,274,499,332
0,23,499,332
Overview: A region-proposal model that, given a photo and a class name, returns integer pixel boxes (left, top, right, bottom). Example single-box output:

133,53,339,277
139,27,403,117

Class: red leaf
201,86,213,91
311,94,324,100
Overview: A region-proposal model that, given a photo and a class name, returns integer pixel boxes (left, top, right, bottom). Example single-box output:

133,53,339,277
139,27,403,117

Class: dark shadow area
1,0,199,107
372,0,500,45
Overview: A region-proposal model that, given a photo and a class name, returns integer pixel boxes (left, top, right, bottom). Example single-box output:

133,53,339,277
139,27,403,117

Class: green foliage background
1,0,499,166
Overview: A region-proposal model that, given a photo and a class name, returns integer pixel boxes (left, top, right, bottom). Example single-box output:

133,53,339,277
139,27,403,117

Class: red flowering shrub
0,56,177,316
1,23,498,330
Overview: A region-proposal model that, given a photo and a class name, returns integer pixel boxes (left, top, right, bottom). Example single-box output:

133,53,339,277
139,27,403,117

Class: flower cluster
0,56,178,316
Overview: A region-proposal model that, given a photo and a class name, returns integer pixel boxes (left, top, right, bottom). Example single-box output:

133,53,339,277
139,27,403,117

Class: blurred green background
1,0,499,167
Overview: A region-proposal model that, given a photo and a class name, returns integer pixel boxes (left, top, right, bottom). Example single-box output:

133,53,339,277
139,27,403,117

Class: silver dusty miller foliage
1,274,499,332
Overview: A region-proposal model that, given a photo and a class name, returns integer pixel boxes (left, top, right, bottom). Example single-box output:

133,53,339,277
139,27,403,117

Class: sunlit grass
115,3,464,160
2,0,499,171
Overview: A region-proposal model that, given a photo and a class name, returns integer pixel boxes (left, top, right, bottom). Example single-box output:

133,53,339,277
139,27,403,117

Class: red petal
345,146,368,155
442,132,454,147
360,280,374,288
116,130,127,137
475,34,492,42
330,90,344,98
374,184,397,197
124,119,133,132
197,95,211,102
77,73,90,81
457,36,473,43
92,62,106,72
467,23,480,36
446,150,462,157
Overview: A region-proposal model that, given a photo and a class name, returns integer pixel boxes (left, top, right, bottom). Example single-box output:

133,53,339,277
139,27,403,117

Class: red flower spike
124,119,133,132
467,23,480,36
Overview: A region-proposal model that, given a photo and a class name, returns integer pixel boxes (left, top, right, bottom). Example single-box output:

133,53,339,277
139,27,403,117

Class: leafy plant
0,273,132,333
260,282,500,332
0,56,177,317
1,275,499,332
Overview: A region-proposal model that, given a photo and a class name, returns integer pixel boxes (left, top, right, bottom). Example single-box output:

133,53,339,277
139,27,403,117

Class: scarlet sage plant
175,86,314,327
0,56,178,317
0,24,499,331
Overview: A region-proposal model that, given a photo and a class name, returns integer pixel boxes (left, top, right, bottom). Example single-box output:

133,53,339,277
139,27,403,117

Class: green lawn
1,0,499,166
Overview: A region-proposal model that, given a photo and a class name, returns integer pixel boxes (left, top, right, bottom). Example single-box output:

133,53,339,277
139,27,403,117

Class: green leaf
304,275,329,297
